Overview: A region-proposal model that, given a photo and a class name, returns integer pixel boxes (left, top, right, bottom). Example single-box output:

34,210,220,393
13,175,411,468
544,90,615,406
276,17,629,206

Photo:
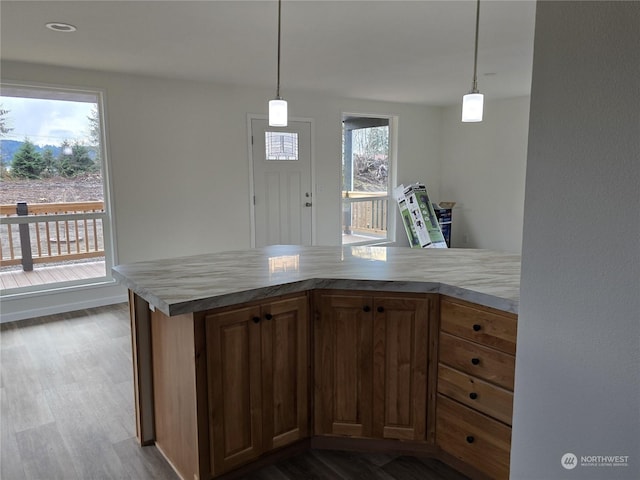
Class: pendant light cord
471,0,480,93
276,0,282,99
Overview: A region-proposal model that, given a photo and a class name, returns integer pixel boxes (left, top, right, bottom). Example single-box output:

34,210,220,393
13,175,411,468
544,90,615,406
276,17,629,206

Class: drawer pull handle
469,392,478,400
363,306,371,312
472,324,482,331
466,435,475,444
377,306,384,313
252,317,261,324
264,313,273,320
471,357,480,365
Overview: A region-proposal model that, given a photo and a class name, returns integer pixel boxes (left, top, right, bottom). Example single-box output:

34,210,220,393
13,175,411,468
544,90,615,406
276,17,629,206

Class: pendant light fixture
461,0,484,122
269,0,287,127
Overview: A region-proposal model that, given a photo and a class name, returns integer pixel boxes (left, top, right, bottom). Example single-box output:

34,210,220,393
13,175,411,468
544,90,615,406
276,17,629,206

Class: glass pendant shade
461,93,484,122
269,98,288,127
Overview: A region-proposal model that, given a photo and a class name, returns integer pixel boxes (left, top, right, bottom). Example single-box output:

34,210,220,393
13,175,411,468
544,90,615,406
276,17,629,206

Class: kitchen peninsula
113,245,521,480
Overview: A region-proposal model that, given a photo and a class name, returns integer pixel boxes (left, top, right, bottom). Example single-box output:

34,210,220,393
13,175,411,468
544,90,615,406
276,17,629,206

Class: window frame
341,112,397,246
0,81,118,297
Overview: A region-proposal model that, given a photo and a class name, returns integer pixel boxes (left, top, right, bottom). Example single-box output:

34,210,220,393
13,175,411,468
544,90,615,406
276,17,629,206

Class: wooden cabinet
437,395,512,478
436,296,517,480
373,295,430,441
314,290,434,442
439,333,515,390
314,293,373,437
135,289,517,480
206,295,309,476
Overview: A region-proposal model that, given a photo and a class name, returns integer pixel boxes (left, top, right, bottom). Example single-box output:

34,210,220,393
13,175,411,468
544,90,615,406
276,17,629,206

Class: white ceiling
0,0,536,106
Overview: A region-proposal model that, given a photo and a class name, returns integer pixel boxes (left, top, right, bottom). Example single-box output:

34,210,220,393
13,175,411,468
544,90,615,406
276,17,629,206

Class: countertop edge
114,271,518,316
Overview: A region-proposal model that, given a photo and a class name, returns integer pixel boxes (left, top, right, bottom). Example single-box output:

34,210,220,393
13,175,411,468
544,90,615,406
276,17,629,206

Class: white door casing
250,118,313,247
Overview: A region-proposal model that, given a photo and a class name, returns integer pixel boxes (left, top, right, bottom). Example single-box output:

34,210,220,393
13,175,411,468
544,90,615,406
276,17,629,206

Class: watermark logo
561,452,630,470
561,453,578,470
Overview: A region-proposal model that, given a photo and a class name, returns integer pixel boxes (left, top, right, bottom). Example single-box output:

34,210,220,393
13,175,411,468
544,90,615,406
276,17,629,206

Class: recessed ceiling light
45,22,77,33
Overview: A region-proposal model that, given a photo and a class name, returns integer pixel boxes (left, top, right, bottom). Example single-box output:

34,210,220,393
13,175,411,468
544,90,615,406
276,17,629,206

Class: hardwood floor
0,260,106,290
0,303,177,480
242,450,470,480
0,304,468,480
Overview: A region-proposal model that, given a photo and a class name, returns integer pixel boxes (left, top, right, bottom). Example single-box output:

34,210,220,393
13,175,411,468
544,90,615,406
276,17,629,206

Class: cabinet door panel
334,299,373,437
261,296,309,450
314,292,373,437
315,291,432,442
206,306,262,475
373,296,429,441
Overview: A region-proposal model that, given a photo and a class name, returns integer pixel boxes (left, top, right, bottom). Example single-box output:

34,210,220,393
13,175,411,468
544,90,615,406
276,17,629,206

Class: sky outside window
1,96,93,146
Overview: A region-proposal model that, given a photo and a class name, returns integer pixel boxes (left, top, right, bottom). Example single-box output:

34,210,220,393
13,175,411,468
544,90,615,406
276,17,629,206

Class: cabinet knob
466,435,475,444
469,392,478,400
265,313,273,320
377,306,384,313
471,357,480,365
252,317,261,324
363,306,371,312
472,324,482,332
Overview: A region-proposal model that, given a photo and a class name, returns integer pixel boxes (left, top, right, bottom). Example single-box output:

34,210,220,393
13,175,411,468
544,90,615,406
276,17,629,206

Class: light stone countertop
112,245,521,316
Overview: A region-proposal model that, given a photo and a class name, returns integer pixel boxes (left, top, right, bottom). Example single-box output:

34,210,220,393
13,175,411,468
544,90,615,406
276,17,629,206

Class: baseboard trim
0,293,127,323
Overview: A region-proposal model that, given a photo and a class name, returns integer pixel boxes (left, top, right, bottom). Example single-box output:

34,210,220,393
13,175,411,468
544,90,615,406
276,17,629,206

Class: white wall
1,61,441,319
512,2,640,479
393,105,443,247
440,96,529,253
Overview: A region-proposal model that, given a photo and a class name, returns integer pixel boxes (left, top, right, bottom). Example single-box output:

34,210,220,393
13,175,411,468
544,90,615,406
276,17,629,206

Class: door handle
305,202,312,207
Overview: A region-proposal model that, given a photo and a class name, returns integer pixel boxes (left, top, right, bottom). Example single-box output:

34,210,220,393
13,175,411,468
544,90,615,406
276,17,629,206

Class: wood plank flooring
242,450,470,480
0,260,106,290
0,304,468,480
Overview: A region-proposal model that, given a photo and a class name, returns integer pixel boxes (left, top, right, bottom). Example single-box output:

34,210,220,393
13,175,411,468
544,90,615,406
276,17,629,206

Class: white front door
251,118,312,247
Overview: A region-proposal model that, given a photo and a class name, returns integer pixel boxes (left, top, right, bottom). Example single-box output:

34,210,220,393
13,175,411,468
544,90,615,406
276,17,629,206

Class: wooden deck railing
342,191,388,237
0,201,105,271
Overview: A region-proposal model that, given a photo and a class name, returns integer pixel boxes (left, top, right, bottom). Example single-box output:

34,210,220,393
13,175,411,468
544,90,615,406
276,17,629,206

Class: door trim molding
247,114,316,248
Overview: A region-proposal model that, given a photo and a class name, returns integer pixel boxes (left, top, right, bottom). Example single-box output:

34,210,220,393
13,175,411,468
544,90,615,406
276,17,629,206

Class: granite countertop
112,245,521,316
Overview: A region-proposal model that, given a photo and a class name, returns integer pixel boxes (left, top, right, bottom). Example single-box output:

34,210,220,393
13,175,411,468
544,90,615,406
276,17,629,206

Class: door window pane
265,131,298,160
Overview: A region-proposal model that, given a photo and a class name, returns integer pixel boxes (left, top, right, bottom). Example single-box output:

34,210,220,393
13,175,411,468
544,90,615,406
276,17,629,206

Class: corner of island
113,245,521,480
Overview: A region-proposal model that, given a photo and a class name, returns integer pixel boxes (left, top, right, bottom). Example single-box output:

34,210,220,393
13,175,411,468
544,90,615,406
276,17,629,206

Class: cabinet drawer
441,297,517,355
436,395,511,480
439,333,515,390
437,364,513,425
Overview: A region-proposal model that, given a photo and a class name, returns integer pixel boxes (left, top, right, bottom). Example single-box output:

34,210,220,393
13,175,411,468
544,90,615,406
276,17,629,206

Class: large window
342,115,393,245
0,84,115,294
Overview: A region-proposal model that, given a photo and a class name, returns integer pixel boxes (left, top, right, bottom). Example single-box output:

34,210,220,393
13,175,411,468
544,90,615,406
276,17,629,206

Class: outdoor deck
0,260,106,290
